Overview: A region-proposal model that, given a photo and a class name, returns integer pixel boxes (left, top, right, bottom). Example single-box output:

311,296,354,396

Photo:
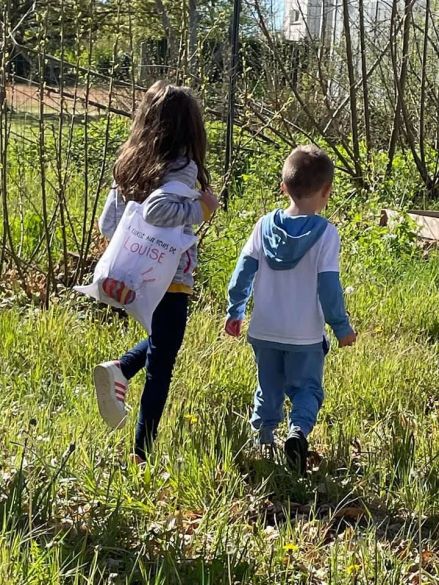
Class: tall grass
1,250,438,583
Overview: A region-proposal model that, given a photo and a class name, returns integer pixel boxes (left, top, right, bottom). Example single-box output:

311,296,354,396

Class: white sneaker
93,361,129,429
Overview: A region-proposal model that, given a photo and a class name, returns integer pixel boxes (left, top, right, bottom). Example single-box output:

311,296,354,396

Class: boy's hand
200,187,220,213
338,331,357,347
225,318,242,337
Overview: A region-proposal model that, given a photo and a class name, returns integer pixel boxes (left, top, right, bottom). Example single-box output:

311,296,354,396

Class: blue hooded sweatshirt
261,210,328,270
227,210,353,345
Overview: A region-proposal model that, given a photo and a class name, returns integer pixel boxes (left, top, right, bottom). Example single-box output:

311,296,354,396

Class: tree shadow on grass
0,457,260,584
425,319,439,343
236,446,439,546
38,518,257,584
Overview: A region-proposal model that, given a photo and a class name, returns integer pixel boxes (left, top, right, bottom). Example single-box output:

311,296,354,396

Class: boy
225,145,356,474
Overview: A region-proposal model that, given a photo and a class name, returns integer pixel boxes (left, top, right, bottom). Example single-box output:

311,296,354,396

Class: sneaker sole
93,365,127,429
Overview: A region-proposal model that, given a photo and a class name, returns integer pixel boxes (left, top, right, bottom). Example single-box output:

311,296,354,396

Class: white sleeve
242,218,263,259
317,224,340,273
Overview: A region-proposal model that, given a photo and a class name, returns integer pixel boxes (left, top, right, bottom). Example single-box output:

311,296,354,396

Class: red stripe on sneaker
116,391,125,400
115,382,126,390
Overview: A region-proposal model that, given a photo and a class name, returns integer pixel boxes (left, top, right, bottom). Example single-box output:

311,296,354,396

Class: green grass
0,253,438,584
3,89,439,583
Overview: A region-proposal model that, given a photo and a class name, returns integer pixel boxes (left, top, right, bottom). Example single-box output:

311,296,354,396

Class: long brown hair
113,81,209,202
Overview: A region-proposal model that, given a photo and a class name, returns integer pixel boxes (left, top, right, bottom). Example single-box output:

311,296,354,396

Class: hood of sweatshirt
164,158,198,189
261,209,328,270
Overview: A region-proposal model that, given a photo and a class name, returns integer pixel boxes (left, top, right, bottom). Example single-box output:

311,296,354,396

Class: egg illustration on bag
102,278,136,305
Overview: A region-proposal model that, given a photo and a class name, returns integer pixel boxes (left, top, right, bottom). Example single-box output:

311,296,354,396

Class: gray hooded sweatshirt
98,158,208,293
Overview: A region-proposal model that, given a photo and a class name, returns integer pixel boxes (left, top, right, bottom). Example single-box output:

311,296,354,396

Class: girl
95,81,219,462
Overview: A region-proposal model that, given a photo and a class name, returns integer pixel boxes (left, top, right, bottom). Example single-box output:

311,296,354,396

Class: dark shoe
284,430,308,475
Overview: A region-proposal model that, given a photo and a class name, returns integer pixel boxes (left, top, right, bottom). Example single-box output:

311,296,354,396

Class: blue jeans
250,344,326,444
119,292,188,459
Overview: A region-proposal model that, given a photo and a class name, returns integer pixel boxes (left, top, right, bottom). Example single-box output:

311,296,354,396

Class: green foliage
0,251,438,582
339,202,419,278
8,212,44,258
198,135,424,307
91,47,133,80
68,115,130,178
2,120,439,582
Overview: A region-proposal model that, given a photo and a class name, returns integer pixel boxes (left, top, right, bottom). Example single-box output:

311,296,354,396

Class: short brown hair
282,145,334,199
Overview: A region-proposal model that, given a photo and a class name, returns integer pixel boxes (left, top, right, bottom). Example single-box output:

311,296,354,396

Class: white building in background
284,0,328,42
283,0,424,44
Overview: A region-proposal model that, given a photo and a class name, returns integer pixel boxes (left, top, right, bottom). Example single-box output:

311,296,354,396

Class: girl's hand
200,188,220,213
338,331,357,347
225,318,242,337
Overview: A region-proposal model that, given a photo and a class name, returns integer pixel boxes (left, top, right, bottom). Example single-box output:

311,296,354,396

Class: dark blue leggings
119,292,188,459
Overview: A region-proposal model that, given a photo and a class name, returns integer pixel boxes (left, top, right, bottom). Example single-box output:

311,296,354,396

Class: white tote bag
75,183,197,332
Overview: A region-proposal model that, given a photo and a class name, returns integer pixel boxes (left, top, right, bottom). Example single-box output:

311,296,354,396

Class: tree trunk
154,0,175,62
387,0,409,176
358,0,371,158
188,0,198,76
342,0,363,183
